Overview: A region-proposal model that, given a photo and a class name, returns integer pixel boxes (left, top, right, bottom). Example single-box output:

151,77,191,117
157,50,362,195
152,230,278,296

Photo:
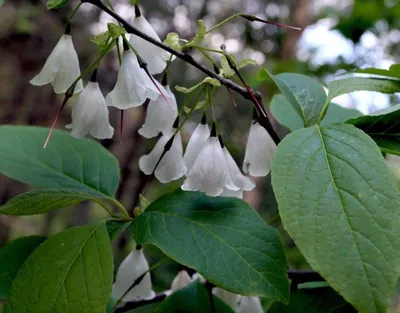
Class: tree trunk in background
281,0,312,59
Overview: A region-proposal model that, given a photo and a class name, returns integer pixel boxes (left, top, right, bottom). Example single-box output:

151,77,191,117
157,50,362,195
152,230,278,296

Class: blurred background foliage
0,0,400,311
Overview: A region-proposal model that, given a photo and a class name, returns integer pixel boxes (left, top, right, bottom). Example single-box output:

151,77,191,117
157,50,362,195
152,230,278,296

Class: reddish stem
43,95,71,149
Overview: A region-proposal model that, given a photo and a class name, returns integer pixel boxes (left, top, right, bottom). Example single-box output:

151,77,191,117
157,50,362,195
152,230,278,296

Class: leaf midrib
316,125,377,312
48,223,103,313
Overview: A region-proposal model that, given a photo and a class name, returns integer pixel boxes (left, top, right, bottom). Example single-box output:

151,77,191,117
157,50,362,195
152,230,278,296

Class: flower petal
154,132,187,183
223,147,255,191
170,270,192,293
106,50,163,109
30,35,83,94
66,82,113,139
182,137,239,197
212,288,241,311
243,122,277,177
130,16,172,75
183,123,210,171
138,85,178,138
139,131,186,183
112,249,155,302
237,296,263,313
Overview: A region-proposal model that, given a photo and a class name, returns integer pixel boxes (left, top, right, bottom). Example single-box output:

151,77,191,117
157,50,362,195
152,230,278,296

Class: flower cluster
31,6,276,199
113,249,264,313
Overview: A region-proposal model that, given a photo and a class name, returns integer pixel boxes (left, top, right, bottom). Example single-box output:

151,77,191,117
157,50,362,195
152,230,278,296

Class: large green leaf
0,126,119,198
355,63,400,80
270,95,361,132
5,222,113,313
154,281,235,313
0,236,46,299
347,104,400,156
262,70,327,127
327,77,400,103
0,189,95,216
272,124,400,313
268,287,356,313
132,190,289,302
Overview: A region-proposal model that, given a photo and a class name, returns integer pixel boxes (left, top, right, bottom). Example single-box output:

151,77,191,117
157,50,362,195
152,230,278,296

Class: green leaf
355,63,400,79
0,0,4,6
90,31,111,52
0,126,120,198
270,94,361,132
327,77,400,103
220,55,236,78
46,0,68,9
0,236,46,299
175,77,221,93
320,102,362,125
182,20,207,48
347,104,400,156
268,288,356,313
237,58,258,69
154,281,235,313
0,189,97,216
183,100,206,114
264,70,327,127
164,32,182,51
5,222,113,313
106,219,132,241
272,124,400,313
107,23,126,38
132,190,289,302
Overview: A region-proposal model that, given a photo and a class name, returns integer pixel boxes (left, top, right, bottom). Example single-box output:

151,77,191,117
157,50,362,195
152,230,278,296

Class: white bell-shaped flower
65,74,113,139
170,270,192,293
139,119,187,183
30,31,83,94
191,272,206,284
222,146,255,199
181,124,239,197
243,121,277,177
106,48,165,110
212,288,241,312
112,248,156,302
139,79,178,138
183,116,210,171
237,296,263,313
129,7,172,75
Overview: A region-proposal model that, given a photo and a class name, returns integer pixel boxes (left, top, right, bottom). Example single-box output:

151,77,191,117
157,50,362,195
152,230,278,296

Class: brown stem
80,0,280,144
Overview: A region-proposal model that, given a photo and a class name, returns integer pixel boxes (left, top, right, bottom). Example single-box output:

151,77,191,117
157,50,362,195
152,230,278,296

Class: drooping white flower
181,124,239,197
191,272,206,284
170,270,192,293
212,288,241,312
139,120,187,183
65,76,113,139
30,33,83,94
237,296,263,313
183,116,210,171
112,248,156,302
129,8,172,75
106,49,166,110
222,146,255,198
139,83,178,138
243,121,277,177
